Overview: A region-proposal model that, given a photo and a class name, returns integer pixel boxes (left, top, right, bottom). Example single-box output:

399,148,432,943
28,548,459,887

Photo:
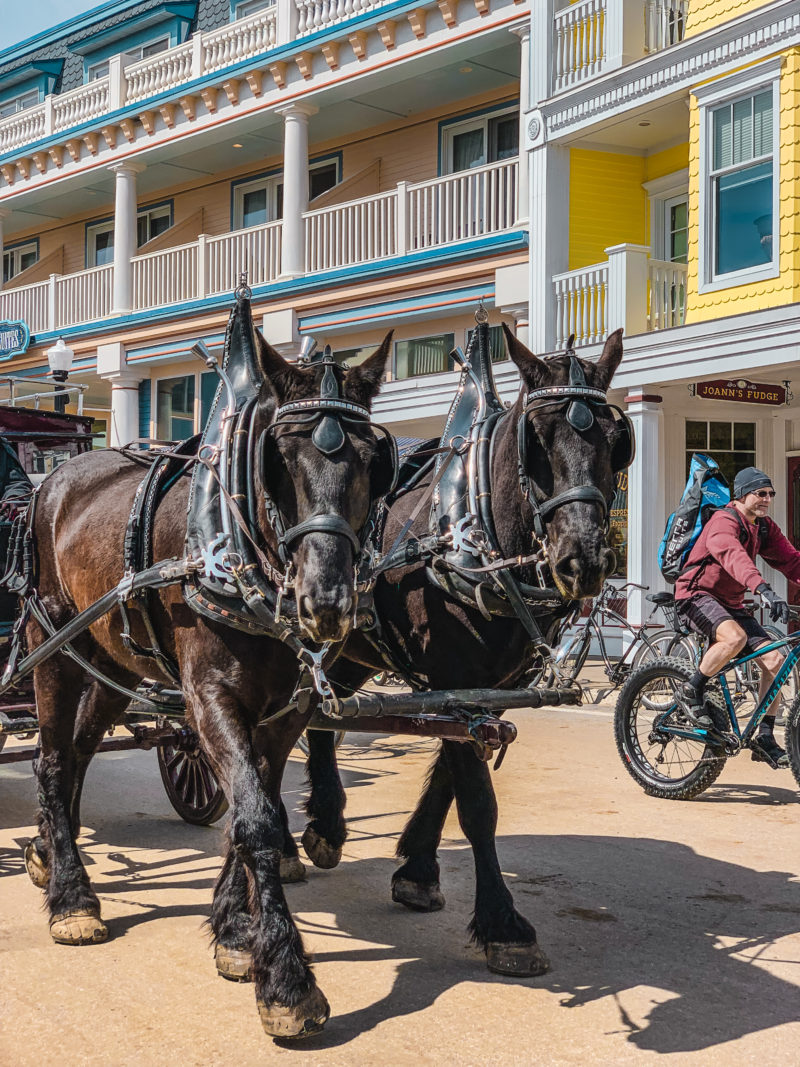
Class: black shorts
676,594,770,653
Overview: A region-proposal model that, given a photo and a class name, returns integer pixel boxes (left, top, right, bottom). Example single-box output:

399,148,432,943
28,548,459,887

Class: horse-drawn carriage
0,287,631,1039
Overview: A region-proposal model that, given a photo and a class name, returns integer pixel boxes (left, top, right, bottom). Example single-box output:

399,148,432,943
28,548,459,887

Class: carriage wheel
157,732,228,826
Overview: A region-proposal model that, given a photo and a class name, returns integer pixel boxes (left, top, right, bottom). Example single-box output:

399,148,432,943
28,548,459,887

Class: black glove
756,583,790,624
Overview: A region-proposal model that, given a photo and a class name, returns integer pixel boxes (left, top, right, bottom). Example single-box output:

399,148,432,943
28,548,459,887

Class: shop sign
693,378,787,406
0,320,30,361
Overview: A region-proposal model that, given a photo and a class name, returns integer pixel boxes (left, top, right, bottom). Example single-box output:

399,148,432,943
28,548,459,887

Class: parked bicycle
527,581,692,693
614,617,800,799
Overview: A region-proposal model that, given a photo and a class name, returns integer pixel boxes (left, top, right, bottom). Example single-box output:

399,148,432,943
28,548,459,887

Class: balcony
0,159,519,335
550,0,687,95
552,243,687,347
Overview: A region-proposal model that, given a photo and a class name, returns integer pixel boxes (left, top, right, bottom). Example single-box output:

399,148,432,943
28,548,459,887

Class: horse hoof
280,855,307,883
49,909,108,946
257,987,330,1039
301,826,342,870
24,839,49,888
486,941,550,977
391,877,445,912
215,944,253,982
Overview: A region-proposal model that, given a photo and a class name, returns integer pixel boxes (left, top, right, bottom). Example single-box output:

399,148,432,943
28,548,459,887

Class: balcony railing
553,244,687,347
550,0,687,95
0,160,518,334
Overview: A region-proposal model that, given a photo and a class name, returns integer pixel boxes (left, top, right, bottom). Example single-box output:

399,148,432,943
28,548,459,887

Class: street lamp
46,337,74,414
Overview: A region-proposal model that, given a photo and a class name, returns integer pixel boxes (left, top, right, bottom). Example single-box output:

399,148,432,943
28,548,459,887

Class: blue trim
229,152,342,228
24,231,526,349
0,320,31,360
437,100,519,176
300,282,496,332
0,0,159,65
138,379,151,438
73,3,197,55
3,234,40,258
0,60,63,99
0,0,468,167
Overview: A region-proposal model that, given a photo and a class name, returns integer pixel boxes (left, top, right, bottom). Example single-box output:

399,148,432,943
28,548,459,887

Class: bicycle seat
646,591,674,605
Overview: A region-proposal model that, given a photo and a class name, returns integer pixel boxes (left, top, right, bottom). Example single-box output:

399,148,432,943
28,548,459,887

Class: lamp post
46,337,74,414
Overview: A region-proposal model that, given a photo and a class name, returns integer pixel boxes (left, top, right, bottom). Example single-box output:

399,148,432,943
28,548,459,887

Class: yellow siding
686,48,800,324
685,0,774,38
569,149,647,270
644,143,689,182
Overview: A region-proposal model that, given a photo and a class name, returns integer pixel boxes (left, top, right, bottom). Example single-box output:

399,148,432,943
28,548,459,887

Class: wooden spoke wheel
157,731,228,826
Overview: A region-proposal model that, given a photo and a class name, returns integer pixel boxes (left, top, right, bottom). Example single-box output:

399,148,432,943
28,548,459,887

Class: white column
511,23,531,227
625,391,665,627
529,142,570,354
606,0,647,70
530,0,556,104
277,103,317,280
110,161,145,315
605,243,650,337
0,209,8,292
97,340,142,446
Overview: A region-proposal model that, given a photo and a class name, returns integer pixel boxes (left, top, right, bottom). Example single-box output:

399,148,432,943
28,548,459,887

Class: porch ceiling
560,94,690,155
5,30,520,229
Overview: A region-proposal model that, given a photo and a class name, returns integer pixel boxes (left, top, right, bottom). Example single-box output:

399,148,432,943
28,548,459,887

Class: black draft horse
24,324,391,1038
296,327,627,976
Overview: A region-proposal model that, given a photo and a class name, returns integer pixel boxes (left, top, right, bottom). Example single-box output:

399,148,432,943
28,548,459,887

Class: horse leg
32,664,109,945
278,799,307,883
301,728,347,869
391,747,452,911
442,739,548,977
195,703,328,1038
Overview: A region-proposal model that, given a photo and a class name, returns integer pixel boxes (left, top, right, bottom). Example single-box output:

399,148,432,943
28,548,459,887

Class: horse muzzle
552,544,616,600
296,590,355,642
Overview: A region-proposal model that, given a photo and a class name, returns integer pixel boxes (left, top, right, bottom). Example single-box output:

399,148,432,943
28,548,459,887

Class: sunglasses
752,489,776,500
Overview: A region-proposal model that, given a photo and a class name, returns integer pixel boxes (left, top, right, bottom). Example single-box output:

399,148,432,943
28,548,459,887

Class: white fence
648,258,687,330
295,0,390,34
645,0,688,52
55,265,113,327
207,222,282,294
305,191,397,272
133,243,199,310
0,280,50,335
553,263,609,348
553,0,607,93
125,43,194,105
407,159,517,251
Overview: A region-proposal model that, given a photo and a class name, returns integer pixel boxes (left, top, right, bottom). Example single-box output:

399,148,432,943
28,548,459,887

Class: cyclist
674,466,800,768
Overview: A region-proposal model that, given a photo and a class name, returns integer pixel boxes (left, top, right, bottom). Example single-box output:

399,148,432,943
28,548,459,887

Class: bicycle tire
785,694,800,791
631,630,686,671
614,657,728,800
544,630,589,687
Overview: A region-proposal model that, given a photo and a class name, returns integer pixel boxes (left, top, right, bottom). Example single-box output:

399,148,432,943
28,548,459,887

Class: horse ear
501,323,545,385
346,331,393,406
595,328,624,387
254,329,300,398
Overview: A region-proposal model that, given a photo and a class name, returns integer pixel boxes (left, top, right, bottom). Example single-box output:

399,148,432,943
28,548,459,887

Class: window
232,159,338,228
137,203,172,246
0,89,39,119
154,371,217,441
466,325,508,363
87,204,173,266
87,36,170,80
394,334,454,379
3,240,38,283
695,58,782,291
664,195,688,264
234,0,275,17
685,420,755,487
441,107,519,174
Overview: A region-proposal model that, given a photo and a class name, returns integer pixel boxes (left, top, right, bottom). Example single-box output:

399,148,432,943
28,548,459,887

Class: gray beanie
733,466,773,499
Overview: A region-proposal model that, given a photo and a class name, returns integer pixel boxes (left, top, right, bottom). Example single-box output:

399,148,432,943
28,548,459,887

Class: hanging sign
0,320,30,360
693,378,787,406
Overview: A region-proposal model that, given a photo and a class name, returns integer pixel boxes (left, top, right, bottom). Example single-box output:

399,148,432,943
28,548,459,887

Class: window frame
0,88,40,119
232,0,275,18
439,103,519,176
694,57,783,294
2,237,39,284
87,34,171,81
151,369,218,441
136,201,174,247
393,333,456,380
86,201,174,267
231,155,341,230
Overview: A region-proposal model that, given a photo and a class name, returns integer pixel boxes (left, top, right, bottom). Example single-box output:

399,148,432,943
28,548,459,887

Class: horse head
253,331,394,642
502,326,629,600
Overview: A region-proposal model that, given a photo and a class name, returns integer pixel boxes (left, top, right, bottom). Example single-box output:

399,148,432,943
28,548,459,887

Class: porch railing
0,279,50,335
553,263,609,348
55,264,113,327
407,159,518,251
645,0,688,52
207,221,283,294
553,0,607,93
133,243,199,310
648,258,687,330
304,191,397,273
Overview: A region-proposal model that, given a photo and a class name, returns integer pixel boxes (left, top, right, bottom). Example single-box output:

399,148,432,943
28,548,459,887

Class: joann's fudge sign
693,378,787,406
0,320,30,360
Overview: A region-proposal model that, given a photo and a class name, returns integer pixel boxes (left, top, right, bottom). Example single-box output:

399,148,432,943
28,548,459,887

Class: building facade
0,0,799,617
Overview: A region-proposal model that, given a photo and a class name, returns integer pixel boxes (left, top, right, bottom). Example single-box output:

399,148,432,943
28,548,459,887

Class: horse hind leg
392,748,452,912
32,665,111,946
442,739,548,977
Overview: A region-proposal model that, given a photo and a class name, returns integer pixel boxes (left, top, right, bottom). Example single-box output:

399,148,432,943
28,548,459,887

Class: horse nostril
555,556,582,581
298,595,314,622
601,548,616,576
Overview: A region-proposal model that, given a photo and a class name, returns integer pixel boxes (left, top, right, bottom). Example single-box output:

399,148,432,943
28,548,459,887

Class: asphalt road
2,704,799,1065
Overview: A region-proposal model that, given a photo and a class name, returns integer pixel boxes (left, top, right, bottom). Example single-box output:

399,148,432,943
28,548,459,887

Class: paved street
2,701,799,1066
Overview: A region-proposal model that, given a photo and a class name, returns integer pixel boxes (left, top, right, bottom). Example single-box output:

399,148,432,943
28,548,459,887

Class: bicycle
532,581,693,693
614,616,800,800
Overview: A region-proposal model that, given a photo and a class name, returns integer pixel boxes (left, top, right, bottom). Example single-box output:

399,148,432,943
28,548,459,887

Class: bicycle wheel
785,695,800,791
544,631,589,687
731,625,798,722
631,630,688,671
614,657,728,800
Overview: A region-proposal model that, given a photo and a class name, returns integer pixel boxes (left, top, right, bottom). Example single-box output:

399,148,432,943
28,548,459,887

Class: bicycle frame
658,631,800,746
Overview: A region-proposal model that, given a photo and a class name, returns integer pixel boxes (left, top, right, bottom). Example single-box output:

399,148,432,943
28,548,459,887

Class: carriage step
0,710,38,734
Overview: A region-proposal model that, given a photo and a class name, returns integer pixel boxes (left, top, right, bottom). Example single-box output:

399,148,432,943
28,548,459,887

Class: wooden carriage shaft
320,687,581,718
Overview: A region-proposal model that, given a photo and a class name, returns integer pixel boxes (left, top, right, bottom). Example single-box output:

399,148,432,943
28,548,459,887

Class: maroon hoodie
675,503,800,610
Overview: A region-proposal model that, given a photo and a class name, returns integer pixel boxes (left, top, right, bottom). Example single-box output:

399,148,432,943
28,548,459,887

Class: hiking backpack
658,453,732,583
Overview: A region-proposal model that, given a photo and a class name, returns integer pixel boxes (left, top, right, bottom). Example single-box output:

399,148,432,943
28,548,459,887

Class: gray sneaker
678,682,714,729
